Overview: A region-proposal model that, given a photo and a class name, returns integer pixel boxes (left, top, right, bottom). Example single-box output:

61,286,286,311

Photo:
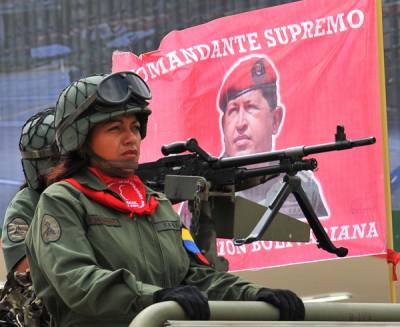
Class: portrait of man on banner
218,54,330,218
180,54,329,228
112,0,387,270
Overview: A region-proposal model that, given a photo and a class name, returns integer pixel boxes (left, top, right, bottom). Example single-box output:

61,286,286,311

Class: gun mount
136,126,375,261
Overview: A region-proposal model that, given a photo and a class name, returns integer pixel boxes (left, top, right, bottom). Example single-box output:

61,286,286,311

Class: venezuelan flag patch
181,227,209,266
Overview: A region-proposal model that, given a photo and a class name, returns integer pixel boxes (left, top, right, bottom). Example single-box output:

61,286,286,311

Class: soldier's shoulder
5,187,39,215
145,185,169,200
16,187,40,198
41,180,85,202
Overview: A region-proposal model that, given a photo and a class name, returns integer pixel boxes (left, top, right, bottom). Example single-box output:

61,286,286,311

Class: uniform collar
73,167,167,200
73,168,108,191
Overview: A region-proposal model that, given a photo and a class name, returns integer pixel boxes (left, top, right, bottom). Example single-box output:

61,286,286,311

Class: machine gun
136,126,375,261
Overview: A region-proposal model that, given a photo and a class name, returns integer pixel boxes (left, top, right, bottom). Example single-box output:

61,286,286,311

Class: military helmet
55,72,152,155
19,107,59,190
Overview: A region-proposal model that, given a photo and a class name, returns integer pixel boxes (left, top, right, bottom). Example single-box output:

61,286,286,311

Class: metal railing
130,301,400,327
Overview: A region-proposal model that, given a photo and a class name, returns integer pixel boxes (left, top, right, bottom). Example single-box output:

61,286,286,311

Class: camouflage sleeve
183,257,261,301
1,187,39,272
25,184,160,318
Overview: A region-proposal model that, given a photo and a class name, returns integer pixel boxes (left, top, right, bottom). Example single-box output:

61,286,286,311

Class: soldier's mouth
121,150,138,159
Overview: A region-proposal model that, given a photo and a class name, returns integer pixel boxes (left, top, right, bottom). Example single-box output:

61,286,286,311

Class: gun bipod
233,174,348,257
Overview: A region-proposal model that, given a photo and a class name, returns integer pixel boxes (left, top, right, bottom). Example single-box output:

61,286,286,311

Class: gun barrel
217,136,375,168
304,136,376,156
217,149,295,168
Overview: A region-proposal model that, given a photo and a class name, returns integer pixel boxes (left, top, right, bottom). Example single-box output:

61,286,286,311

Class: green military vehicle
130,132,400,326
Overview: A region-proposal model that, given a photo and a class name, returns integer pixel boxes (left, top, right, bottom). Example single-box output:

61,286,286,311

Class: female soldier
1,108,58,326
25,73,304,327
2,107,58,273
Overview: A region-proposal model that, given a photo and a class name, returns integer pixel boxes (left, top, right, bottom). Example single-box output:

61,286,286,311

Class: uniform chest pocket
150,197,182,232
86,215,121,227
152,219,181,232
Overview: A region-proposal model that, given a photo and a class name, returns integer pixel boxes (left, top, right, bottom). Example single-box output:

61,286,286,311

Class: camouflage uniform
1,190,46,326
25,168,262,327
2,188,39,273
24,73,263,327
1,108,57,326
2,108,57,272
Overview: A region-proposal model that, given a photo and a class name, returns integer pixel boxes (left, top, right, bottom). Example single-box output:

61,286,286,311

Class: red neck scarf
65,167,158,218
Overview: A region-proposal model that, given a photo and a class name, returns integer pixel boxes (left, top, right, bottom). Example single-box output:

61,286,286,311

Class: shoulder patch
181,227,209,265
41,215,61,243
7,217,29,243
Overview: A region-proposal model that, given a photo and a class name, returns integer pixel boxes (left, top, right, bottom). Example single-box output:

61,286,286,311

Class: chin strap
87,149,138,178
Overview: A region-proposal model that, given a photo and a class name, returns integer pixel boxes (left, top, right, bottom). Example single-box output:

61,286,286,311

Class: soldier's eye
131,124,141,133
108,124,120,131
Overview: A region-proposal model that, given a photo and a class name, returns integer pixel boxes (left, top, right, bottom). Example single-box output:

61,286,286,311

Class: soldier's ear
272,106,283,134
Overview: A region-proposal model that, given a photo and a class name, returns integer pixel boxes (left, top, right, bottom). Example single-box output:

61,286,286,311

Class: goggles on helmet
57,71,151,141
96,72,151,104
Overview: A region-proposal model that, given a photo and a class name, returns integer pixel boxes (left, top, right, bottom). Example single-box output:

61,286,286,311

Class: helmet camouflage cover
55,74,151,155
19,108,59,190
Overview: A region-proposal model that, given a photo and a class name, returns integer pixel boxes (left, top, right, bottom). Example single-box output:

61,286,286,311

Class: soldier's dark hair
47,151,89,185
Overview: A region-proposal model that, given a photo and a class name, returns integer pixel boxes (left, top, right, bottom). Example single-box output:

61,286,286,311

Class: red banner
113,0,387,271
